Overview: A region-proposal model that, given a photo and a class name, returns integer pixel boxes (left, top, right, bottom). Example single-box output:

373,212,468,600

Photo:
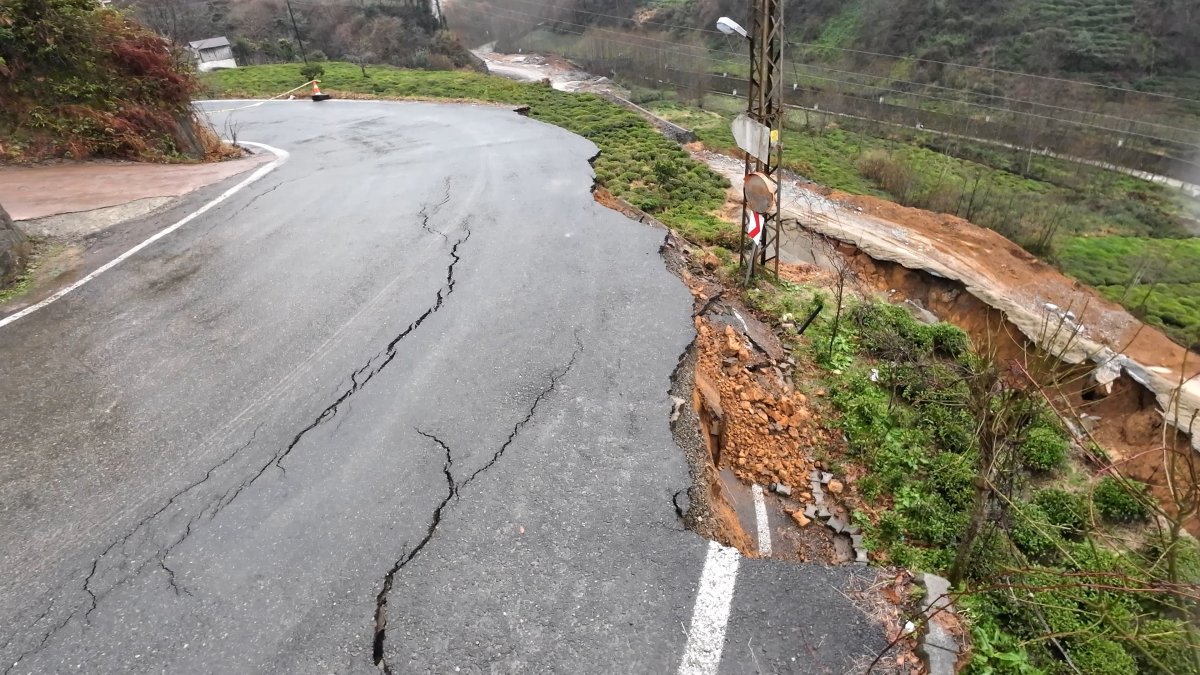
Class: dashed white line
0,141,289,330
678,540,741,675
750,484,772,556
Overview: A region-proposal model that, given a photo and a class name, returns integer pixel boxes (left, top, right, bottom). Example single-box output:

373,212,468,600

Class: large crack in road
371,338,584,673
1,198,471,674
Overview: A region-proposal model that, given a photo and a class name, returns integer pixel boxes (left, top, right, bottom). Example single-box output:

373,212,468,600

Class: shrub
852,302,933,359
964,529,1010,581
300,63,326,82
917,404,976,454
1094,476,1151,524
1125,619,1200,675
1020,426,1069,472
856,149,919,204
1063,637,1138,675
927,451,975,509
0,0,202,161
1010,503,1064,563
1033,488,1087,535
928,321,971,359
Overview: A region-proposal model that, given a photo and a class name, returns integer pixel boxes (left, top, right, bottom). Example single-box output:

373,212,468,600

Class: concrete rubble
916,572,962,675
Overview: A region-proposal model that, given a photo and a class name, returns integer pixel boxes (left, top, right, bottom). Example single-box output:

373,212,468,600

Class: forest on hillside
118,0,477,70
457,0,1200,93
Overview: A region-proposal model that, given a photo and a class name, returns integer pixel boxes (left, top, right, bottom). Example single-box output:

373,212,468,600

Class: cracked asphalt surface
0,101,885,673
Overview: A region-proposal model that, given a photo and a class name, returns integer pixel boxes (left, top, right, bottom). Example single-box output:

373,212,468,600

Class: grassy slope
203,62,733,243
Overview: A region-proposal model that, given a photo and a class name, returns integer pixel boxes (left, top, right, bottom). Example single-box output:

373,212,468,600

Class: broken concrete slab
919,572,953,614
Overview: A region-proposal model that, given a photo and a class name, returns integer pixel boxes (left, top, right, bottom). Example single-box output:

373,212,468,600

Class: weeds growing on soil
743,271,1200,675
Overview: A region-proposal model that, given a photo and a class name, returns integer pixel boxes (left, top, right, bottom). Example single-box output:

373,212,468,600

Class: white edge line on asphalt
0,141,289,330
677,540,741,675
750,484,772,556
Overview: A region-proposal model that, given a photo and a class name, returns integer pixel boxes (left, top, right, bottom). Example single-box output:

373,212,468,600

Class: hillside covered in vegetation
0,0,223,162
119,0,479,71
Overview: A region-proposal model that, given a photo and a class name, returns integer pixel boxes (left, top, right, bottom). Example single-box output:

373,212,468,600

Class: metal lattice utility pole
735,0,785,277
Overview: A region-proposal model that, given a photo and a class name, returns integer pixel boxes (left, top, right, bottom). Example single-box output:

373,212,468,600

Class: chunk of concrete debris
920,623,961,675
919,573,953,614
827,479,844,494
826,516,847,533
771,483,792,497
855,550,869,564
851,534,865,548
804,504,818,519
820,472,833,484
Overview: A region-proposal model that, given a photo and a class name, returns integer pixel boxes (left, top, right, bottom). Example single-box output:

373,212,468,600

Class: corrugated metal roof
189,37,231,50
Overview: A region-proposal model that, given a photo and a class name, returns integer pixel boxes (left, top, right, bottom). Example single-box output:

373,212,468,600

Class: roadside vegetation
0,0,226,162
735,269,1200,674
643,93,1200,348
203,62,733,242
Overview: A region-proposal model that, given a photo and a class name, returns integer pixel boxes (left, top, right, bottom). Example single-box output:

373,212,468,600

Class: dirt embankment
839,240,1199,533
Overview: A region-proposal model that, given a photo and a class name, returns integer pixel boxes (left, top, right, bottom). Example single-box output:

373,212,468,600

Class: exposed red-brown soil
819,186,1198,379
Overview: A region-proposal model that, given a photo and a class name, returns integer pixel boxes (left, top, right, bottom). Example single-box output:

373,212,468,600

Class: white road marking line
0,141,289,330
750,484,772,556
678,540,741,675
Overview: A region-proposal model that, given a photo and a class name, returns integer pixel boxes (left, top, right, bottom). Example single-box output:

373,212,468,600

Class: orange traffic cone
311,80,331,102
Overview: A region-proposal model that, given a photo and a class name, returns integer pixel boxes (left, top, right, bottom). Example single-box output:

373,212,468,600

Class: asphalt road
0,100,884,673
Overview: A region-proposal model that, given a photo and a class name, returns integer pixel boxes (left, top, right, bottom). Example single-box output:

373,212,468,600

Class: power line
784,59,1199,139
783,39,1200,105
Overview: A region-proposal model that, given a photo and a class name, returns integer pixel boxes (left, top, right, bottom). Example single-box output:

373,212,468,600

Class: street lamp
716,16,749,39
717,16,763,279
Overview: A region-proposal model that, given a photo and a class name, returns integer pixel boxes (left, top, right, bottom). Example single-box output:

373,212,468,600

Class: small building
188,37,237,72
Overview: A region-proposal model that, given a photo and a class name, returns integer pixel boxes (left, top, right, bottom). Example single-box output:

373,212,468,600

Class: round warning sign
744,172,777,213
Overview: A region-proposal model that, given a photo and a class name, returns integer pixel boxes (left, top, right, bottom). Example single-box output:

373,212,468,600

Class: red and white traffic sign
745,211,765,245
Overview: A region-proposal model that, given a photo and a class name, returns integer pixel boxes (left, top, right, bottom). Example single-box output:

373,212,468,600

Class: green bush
1020,426,1069,472
300,63,326,82
1062,637,1138,675
1,0,203,161
851,302,933,359
1033,488,1087,535
1010,503,1064,563
1125,619,1200,675
928,321,972,359
1094,476,1151,524
927,451,976,510
917,404,976,454
964,529,1010,581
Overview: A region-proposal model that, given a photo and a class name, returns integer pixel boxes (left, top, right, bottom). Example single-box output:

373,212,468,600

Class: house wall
196,57,238,72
